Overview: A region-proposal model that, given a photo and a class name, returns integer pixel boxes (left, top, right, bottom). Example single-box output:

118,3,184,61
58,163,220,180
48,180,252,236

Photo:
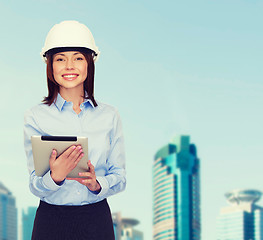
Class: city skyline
153,136,201,239
217,189,263,239
22,206,37,240
0,1,263,239
0,182,143,240
0,182,17,240
113,212,143,240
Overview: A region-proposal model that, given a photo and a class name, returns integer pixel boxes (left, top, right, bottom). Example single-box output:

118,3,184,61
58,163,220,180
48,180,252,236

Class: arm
24,109,62,198
71,109,126,198
24,109,84,198
95,110,126,198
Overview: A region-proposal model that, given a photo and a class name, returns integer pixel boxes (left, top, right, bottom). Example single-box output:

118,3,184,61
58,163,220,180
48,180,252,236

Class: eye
53,56,65,62
76,57,84,61
55,58,64,62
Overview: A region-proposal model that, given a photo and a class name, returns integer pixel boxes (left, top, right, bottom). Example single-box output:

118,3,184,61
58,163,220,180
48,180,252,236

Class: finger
49,149,57,164
68,145,83,161
81,179,93,185
66,153,83,172
66,177,79,181
64,152,83,173
61,145,77,158
74,149,84,164
88,160,95,173
78,172,93,178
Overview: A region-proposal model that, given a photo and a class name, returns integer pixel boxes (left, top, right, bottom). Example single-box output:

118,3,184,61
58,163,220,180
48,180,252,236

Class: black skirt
31,199,115,240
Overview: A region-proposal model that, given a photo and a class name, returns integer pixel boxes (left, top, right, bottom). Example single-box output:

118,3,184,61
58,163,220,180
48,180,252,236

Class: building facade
112,212,143,240
22,206,37,240
217,189,263,240
153,135,201,240
0,182,17,240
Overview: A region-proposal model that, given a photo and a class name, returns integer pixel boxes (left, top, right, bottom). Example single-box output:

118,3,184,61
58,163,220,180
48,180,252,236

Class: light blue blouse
24,93,126,205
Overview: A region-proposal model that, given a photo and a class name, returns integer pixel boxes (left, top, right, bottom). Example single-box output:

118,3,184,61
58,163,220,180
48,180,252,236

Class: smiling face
52,51,88,93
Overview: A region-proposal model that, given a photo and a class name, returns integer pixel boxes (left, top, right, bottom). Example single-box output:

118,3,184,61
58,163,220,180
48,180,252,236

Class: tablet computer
31,135,89,178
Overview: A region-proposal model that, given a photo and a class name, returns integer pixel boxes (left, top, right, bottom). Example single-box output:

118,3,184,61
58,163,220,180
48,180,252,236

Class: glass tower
153,135,201,240
217,189,263,240
112,212,143,240
22,206,37,240
0,182,17,240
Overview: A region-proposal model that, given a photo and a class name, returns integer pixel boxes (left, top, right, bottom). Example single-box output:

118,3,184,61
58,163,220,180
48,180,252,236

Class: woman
24,20,126,240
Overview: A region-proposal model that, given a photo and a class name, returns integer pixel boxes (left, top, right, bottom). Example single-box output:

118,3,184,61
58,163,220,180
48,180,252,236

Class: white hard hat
41,20,100,62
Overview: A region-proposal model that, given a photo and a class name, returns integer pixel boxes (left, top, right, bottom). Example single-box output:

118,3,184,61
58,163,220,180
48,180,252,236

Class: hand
49,145,84,184
67,160,101,193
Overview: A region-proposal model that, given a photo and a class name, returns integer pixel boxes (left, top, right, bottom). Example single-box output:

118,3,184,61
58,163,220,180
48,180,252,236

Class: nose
66,60,74,70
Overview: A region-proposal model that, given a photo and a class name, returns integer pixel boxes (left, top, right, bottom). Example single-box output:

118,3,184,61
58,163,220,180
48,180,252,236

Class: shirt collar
54,93,95,111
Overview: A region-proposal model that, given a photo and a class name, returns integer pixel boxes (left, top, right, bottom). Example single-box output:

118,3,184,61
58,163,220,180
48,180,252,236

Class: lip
62,73,79,81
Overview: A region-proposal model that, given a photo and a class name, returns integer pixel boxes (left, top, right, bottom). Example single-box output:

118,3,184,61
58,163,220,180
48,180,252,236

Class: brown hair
42,48,98,107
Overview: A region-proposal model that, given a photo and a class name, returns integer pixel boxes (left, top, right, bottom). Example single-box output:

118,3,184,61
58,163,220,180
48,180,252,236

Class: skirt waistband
39,199,108,214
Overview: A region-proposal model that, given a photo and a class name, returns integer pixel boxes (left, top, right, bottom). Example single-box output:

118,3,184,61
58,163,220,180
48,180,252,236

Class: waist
38,180,104,205
39,198,108,214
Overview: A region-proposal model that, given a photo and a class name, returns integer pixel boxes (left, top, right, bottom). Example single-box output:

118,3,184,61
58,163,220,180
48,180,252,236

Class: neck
59,86,84,114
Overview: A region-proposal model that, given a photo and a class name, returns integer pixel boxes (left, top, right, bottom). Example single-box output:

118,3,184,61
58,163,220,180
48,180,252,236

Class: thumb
49,149,57,164
88,160,95,173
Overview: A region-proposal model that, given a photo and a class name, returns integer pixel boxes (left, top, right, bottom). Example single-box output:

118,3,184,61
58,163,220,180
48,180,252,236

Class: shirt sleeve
96,109,126,198
24,108,64,199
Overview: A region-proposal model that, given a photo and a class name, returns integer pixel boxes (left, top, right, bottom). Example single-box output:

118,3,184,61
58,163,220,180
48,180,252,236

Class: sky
0,0,263,239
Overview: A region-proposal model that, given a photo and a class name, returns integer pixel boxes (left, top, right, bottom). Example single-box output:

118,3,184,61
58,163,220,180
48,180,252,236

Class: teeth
63,74,77,78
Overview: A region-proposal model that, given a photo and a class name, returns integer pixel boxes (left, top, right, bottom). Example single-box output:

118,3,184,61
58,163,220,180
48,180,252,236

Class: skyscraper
22,206,37,240
153,135,201,240
0,182,17,240
217,189,263,240
112,212,143,240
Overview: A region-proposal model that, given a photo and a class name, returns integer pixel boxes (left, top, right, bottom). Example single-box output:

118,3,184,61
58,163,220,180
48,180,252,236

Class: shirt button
77,191,80,195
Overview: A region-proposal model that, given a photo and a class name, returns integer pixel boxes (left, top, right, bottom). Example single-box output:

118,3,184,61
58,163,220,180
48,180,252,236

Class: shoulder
95,101,119,115
94,101,122,125
24,103,56,120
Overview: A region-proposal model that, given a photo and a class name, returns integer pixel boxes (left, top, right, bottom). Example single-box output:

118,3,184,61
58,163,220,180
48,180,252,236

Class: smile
62,74,79,80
